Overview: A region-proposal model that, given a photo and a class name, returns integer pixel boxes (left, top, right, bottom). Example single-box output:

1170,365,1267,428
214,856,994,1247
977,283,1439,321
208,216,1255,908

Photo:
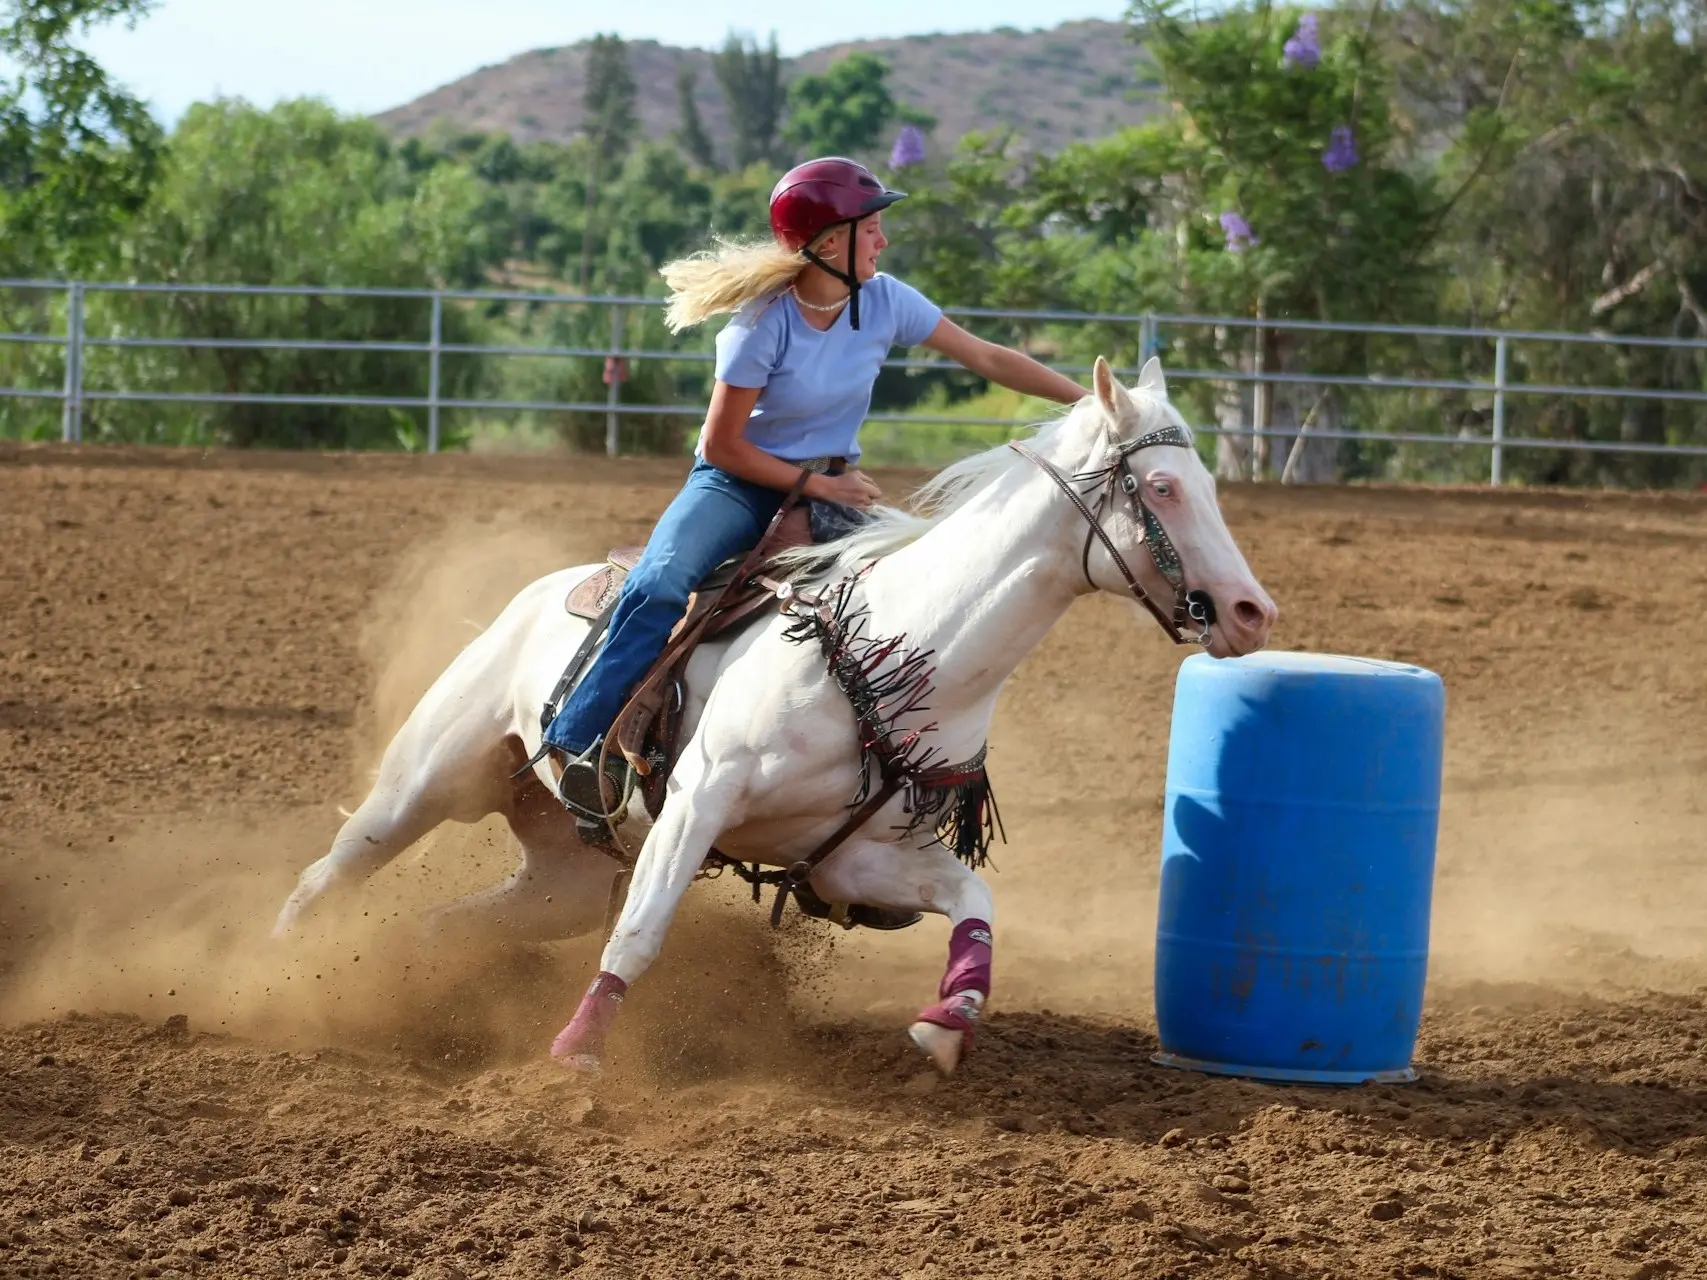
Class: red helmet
769,157,907,251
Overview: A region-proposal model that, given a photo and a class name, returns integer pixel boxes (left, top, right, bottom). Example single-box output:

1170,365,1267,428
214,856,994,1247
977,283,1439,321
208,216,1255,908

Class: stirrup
791,881,922,932
554,745,629,826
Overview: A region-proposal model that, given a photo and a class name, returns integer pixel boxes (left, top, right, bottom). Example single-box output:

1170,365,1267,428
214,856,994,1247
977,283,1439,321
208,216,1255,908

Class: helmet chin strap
799,216,864,329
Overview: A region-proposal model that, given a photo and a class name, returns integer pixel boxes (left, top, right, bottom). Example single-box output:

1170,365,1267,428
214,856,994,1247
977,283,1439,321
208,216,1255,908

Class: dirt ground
2,440,1707,1280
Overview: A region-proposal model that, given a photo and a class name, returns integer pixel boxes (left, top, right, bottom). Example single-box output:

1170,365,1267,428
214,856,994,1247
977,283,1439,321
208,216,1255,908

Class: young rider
544,156,1087,818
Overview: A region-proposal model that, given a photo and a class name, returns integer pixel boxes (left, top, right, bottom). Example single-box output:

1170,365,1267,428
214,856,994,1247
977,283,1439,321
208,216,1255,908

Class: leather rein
1009,423,1216,647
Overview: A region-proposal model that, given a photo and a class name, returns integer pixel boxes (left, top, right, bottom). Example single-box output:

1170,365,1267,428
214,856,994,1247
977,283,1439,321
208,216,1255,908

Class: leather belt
795,455,848,475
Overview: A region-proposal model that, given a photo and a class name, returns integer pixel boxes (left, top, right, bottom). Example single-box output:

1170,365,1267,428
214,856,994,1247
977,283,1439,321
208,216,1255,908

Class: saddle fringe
782,576,1002,869
907,757,1004,871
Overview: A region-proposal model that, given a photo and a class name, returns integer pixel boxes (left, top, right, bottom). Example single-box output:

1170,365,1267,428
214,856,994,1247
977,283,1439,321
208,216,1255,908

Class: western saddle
556,499,815,818
536,471,925,933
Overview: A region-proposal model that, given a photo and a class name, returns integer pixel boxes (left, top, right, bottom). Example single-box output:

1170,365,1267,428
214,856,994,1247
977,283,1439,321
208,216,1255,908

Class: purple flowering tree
1321,125,1359,172
1086,4,1434,479
899,2,1436,481
1283,14,1320,70
1219,211,1259,252
1098,3,1431,322
889,124,927,171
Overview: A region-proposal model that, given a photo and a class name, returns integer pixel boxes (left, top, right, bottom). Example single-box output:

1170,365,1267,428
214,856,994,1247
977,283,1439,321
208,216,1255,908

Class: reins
1008,423,1215,647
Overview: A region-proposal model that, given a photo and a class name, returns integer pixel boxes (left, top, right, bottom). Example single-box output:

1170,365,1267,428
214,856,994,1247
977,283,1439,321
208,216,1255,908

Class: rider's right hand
813,469,884,510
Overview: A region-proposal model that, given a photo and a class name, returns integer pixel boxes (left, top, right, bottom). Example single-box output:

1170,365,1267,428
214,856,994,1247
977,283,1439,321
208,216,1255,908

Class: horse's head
1084,355,1277,659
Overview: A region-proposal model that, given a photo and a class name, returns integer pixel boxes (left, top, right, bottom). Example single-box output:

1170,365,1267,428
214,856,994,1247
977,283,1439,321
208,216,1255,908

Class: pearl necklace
790,286,849,313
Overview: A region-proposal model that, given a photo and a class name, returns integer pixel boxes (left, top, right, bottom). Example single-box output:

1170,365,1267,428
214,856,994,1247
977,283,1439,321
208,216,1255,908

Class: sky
79,0,1136,126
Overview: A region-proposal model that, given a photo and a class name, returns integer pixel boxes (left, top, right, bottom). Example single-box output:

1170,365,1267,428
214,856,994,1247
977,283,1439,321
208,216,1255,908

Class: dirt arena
3,441,1706,1280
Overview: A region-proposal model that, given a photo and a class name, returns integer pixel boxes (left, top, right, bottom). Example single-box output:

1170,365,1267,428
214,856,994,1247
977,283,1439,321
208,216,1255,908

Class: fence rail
4,278,1706,482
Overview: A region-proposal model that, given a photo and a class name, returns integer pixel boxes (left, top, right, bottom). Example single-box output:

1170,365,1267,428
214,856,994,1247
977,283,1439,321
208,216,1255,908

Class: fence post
1491,334,1508,487
426,293,447,453
427,292,443,454
1140,314,1158,364
605,304,625,458
61,282,85,443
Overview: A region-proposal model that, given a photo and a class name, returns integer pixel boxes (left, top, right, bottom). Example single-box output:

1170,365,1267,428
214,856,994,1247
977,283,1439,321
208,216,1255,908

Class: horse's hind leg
423,775,622,946
271,782,447,941
271,713,508,941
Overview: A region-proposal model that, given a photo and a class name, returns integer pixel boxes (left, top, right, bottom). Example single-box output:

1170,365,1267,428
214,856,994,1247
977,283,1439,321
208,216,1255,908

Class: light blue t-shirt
708,272,944,463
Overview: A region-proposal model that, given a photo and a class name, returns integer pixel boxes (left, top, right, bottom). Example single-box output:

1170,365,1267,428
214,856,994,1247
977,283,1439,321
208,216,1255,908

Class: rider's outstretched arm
921,317,1087,405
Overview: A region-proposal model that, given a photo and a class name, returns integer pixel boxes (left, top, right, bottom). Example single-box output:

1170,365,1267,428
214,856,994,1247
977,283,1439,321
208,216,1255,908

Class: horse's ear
1138,356,1168,398
1093,356,1132,427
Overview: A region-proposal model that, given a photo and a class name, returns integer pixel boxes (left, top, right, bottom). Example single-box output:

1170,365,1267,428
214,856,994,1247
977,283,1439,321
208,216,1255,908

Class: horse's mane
773,383,1188,581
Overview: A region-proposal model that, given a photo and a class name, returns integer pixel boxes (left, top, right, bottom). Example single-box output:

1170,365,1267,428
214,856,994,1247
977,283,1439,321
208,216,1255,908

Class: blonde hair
658,229,837,333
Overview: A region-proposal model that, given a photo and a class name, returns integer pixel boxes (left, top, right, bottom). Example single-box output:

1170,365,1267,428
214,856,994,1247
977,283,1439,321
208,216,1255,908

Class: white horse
272,357,1277,1075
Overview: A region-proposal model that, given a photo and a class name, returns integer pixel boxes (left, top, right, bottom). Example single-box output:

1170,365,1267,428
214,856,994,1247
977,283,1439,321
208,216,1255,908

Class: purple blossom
1219,211,1259,253
1283,13,1321,69
1321,125,1359,172
889,124,927,170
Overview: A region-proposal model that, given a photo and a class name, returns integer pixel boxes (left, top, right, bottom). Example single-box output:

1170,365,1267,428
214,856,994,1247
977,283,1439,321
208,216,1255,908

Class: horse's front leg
548,755,741,1072
813,839,995,1076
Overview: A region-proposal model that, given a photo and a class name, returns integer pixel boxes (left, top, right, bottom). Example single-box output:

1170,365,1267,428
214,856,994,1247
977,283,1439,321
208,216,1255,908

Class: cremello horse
273,357,1277,1075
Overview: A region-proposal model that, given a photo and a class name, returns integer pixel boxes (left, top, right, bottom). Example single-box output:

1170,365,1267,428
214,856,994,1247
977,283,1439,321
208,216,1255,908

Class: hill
373,20,1165,160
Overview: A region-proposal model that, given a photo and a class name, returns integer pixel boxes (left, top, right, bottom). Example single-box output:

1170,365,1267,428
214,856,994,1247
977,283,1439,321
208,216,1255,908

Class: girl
545,156,1087,818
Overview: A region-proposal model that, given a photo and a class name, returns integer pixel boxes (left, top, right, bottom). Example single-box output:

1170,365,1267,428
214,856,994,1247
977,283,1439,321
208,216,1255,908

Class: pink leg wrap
550,971,627,1065
914,919,994,1041
939,918,993,999
914,991,983,1036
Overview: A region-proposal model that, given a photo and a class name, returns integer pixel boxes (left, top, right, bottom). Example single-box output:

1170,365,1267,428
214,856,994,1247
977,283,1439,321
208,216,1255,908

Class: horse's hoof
908,991,982,1075
551,1051,603,1076
908,1021,965,1075
549,972,626,1073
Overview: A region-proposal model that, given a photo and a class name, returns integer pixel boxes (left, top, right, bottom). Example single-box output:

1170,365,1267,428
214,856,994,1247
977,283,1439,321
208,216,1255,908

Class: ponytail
658,229,836,333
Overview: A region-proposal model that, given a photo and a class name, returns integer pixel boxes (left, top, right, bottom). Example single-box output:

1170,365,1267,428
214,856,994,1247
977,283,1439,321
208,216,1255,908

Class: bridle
1009,422,1217,647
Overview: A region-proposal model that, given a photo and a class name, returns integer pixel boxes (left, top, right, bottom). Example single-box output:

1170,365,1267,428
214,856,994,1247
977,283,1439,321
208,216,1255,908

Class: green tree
883,131,1084,315
713,31,785,167
79,100,499,449
579,33,639,289
1068,4,1438,478
594,142,715,292
1115,3,1439,324
1388,0,1707,485
674,64,720,171
783,52,897,159
903,8,1441,325
889,5,1442,480
0,0,164,276
582,33,638,171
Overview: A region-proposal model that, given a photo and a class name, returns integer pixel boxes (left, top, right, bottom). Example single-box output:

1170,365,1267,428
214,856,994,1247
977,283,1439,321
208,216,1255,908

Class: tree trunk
1276,386,1340,484
1213,324,1256,480
579,170,598,292
1250,319,1271,478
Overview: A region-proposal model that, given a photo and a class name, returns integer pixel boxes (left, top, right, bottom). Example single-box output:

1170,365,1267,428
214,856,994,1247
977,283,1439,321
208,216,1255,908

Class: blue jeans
544,459,786,755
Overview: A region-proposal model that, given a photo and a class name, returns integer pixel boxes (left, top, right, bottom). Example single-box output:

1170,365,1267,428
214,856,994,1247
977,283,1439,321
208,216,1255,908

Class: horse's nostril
1234,599,1266,629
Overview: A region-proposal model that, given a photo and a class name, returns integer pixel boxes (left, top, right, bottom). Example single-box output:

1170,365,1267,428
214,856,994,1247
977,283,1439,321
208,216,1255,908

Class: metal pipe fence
3,278,1706,483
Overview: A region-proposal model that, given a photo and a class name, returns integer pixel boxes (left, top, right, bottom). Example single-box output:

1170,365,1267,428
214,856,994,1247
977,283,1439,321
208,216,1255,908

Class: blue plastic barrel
1153,651,1445,1085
